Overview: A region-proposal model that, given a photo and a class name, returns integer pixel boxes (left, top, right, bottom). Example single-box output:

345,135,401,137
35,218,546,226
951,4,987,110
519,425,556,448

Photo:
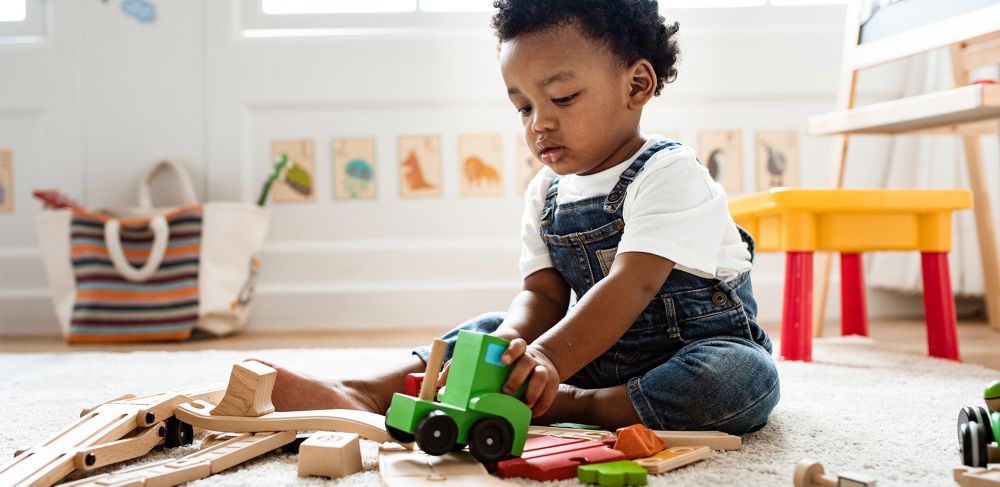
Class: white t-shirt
519,135,752,281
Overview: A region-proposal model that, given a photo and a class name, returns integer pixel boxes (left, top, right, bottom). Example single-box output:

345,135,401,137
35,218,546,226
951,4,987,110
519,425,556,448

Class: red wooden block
613,424,665,459
493,435,626,481
404,373,424,397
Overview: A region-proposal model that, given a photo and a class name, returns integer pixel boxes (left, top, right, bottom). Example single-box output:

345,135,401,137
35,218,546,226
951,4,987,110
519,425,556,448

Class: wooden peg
297,432,363,479
794,459,877,487
420,339,447,401
211,361,276,417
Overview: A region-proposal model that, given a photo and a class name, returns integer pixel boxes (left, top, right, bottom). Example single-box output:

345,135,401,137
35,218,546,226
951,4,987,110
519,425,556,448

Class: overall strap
603,139,677,213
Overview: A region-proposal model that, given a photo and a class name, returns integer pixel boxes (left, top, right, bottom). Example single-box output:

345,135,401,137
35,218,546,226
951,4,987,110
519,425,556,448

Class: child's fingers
523,364,550,408
533,382,559,418
436,360,451,387
502,338,527,365
503,356,536,395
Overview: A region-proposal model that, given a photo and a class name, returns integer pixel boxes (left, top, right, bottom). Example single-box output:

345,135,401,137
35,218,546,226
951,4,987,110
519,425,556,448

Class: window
0,0,26,22
0,0,45,44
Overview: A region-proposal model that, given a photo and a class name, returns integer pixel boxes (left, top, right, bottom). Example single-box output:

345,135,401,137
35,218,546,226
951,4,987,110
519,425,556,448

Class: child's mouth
539,146,565,164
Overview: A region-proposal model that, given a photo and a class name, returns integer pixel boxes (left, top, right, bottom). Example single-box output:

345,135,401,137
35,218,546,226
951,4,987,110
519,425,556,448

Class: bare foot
249,356,425,415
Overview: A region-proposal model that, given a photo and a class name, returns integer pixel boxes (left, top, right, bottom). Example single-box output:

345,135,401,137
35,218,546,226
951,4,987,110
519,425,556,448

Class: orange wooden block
613,424,666,460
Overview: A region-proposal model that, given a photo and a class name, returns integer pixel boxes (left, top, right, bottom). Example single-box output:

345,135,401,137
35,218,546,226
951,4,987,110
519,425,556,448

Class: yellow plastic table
729,188,972,362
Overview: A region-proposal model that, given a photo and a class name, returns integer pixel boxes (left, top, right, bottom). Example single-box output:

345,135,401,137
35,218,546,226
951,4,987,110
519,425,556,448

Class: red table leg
921,252,960,361
781,251,814,362
840,253,869,336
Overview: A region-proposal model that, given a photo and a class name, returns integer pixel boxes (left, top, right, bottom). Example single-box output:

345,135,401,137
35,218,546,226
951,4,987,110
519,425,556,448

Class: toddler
267,0,779,435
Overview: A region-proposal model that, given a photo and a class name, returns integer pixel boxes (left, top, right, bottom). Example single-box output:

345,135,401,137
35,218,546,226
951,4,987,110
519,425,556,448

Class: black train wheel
468,417,513,463
415,410,457,456
960,421,990,468
163,417,194,448
385,408,416,444
958,406,994,445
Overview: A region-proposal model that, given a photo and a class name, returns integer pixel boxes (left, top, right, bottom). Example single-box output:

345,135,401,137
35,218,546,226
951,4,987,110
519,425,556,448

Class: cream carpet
0,337,995,486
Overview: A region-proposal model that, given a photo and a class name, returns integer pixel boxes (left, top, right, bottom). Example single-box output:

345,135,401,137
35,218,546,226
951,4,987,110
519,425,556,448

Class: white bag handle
138,160,199,208
104,216,171,283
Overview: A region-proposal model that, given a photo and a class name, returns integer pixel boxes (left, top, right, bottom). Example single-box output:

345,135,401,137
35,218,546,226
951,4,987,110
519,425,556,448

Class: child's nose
530,108,558,133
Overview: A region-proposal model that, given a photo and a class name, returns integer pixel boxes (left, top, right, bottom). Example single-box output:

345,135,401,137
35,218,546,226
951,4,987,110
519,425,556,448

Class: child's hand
501,338,560,417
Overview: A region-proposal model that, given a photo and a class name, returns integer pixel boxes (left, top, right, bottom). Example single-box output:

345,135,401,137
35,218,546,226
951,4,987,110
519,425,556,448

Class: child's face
500,21,646,176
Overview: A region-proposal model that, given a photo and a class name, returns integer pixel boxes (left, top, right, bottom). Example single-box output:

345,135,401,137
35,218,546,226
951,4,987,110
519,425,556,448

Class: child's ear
626,59,656,109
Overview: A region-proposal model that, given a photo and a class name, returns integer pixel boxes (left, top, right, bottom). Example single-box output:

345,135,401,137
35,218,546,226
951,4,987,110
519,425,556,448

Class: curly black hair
491,0,680,96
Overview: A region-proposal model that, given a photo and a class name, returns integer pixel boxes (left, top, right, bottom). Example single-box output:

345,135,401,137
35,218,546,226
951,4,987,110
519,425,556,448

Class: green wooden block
578,460,648,486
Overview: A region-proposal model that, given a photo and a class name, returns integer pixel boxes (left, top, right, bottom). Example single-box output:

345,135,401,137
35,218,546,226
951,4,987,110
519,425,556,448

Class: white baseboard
0,243,942,336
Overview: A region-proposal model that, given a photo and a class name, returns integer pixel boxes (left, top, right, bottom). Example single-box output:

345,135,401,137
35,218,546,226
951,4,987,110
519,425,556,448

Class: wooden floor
2,319,998,370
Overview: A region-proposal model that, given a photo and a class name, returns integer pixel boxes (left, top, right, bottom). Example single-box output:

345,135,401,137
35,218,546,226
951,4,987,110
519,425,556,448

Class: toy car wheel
468,417,513,463
384,410,416,444
163,417,193,448
416,410,458,456
958,406,994,444
960,421,989,467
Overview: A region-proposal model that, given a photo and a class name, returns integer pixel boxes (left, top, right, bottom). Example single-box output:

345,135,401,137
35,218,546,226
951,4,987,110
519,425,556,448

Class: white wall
0,1,934,334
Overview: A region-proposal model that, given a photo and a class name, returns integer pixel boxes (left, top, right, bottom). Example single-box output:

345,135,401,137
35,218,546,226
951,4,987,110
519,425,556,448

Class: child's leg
533,337,778,432
267,312,506,413
626,337,779,434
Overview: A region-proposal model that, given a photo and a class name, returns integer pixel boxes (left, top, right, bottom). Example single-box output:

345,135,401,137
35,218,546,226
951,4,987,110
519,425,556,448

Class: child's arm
501,252,674,415
492,268,571,343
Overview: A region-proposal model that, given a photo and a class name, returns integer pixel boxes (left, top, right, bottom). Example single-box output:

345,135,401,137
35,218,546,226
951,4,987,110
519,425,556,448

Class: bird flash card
756,130,799,190
333,138,376,200
516,137,544,195
271,139,316,203
698,130,744,193
0,149,11,213
459,134,504,197
399,135,443,198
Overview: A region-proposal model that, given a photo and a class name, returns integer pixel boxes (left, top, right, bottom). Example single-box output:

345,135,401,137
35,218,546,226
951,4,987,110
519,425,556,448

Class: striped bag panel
68,205,203,343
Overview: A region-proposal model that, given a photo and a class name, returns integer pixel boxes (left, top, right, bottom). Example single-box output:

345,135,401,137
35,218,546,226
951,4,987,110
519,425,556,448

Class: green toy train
385,331,532,462
958,380,1000,467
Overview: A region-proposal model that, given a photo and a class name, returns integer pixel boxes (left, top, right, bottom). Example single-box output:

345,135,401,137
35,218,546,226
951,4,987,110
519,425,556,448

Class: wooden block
578,460,648,486
634,446,712,474
527,426,615,442
297,432,362,479
651,430,741,451
493,435,625,481
211,361,276,417
405,373,424,397
959,467,1000,487
379,449,510,486
613,424,666,460
176,399,394,444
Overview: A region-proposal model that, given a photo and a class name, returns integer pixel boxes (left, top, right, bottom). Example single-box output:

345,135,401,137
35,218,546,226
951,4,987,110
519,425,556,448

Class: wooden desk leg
921,252,961,361
840,253,868,337
782,252,814,362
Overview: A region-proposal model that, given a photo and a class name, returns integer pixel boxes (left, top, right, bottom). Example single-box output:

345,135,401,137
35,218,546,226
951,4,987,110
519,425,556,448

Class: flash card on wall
459,134,504,198
399,135,442,198
0,149,12,213
755,130,799,190
698,130,744,193
271,139,316,203
516,137,544,195
333,138,376,200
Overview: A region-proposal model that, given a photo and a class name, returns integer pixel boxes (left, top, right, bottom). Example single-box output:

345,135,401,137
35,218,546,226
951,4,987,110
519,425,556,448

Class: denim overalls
416,140,780,435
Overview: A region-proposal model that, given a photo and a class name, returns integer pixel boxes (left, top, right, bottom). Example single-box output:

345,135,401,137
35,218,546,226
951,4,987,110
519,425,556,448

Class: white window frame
0,0,46,45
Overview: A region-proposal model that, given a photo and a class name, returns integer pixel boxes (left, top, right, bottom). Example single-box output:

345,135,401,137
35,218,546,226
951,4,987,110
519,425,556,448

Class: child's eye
517,105,532,117
552,93,578,106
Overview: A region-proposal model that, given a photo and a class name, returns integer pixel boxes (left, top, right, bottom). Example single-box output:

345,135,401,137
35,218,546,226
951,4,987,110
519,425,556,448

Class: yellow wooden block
729,188,972,252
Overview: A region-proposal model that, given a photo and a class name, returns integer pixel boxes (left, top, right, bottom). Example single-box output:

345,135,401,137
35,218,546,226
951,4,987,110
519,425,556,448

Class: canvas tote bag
35,160,271,343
